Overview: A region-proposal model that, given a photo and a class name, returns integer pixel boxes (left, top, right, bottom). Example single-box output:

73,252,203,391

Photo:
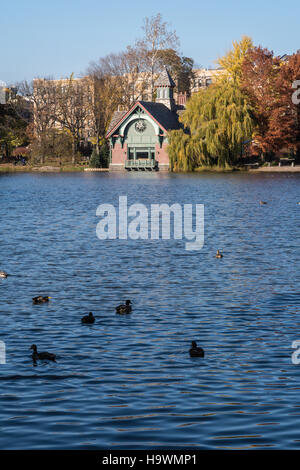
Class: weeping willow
168,79,254,171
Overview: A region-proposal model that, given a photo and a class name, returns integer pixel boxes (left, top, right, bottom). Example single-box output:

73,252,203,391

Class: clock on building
135,120,147,133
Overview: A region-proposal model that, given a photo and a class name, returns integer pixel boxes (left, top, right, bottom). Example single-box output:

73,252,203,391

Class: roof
139,101,180,130
106,110,127,135
155,67,176,88
106,100,180,138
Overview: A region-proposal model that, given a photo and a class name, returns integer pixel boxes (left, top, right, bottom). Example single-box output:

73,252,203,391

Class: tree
136,13,179,99
87,47,148,153
276,52,300,154
240,46,299,155
30,128,74,165
20,78,59,163
156,49,194,95
218,36,253,83
55,75,92,163
168,80,254,170
0,103,28,158
89,144,109,168
168,37,254,171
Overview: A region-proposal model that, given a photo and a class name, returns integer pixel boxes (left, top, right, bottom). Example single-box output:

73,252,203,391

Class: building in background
190,67,223,94
31,65,223,162
33,76,95,150
0,81,17,104
106,68,182,172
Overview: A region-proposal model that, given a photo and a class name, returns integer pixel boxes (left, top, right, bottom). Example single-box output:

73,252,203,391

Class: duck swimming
215,250,223,259
32,296,51,304
30,344,56,362
116,300,132,314
0,271,8,278
260,201,267,205
81,312,95,324
189,341,205,358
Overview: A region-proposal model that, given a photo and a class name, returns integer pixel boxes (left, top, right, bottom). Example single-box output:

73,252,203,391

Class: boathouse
106,68,182,171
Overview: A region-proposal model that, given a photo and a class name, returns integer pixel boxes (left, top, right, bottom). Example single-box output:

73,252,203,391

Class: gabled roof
139,101,180,130
106,100,180,138
155,67,176,88
106,110,127,135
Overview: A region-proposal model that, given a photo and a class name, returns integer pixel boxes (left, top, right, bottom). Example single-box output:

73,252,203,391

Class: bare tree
55,75,92,163
19,78,58,163
87,47,149,153
136,13,180,99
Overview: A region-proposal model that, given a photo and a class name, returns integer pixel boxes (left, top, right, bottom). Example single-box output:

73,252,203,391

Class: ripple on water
1,172,300,449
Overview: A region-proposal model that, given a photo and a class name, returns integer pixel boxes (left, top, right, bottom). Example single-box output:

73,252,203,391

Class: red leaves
241,47,300,154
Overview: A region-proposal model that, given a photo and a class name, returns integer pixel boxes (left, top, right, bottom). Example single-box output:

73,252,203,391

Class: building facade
0,81,17,105
106,68,182,171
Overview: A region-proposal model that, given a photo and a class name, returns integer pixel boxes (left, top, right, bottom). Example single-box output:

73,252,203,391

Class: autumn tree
241,47,300,156
168,36,254,171
168,80,253,170
218,36,253,83
277,52,300,154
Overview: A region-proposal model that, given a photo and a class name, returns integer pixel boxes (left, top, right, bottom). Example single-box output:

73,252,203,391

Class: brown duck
32,296,51,304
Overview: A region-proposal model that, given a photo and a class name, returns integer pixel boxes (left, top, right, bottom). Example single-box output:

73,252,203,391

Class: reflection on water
0,171,300,449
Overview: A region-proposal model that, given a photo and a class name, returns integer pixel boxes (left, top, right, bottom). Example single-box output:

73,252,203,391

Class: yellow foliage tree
217,36,253,83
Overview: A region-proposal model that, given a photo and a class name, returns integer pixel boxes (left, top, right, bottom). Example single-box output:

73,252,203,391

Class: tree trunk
95,132,100,155
72,140,76,164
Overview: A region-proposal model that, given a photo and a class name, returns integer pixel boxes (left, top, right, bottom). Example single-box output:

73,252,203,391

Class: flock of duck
0,265,213,362
2,198,298,363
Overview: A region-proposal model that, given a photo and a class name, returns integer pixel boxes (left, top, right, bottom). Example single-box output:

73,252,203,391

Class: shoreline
0,164,108,173
1,164,300,174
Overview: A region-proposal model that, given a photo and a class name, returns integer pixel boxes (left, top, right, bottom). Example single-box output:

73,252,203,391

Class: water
0,171,300,449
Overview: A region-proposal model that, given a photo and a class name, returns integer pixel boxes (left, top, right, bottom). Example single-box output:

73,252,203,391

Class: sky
1,0,299,84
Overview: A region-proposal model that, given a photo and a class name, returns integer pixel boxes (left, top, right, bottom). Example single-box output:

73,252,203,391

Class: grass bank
0,163,86,173
193,165,241,173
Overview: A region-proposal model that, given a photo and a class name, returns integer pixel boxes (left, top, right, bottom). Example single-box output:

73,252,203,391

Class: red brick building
106,68,183,171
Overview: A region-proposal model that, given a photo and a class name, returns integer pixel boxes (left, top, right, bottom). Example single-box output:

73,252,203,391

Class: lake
0,171,300,449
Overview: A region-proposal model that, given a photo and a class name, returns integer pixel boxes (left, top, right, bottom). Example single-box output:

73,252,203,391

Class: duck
215,250,223,259
32,296,51,304
189,341,205,358
260,201,267,205
30,344,56,362
0,271,8,278
81,312,95,324
116,300,132,314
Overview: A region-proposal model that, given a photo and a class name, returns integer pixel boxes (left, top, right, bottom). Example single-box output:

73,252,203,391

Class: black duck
30,344,56,362
81,312,95,324
116,300,132,314
189,341,205,358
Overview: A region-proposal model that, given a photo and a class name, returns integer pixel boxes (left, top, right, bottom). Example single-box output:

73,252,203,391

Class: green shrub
89,145,109,168
89,149,101,168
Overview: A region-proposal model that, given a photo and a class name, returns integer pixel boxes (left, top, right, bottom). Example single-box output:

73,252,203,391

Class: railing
125,159,157,170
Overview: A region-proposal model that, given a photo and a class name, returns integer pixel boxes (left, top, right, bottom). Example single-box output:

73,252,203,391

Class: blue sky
1,0,299,84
